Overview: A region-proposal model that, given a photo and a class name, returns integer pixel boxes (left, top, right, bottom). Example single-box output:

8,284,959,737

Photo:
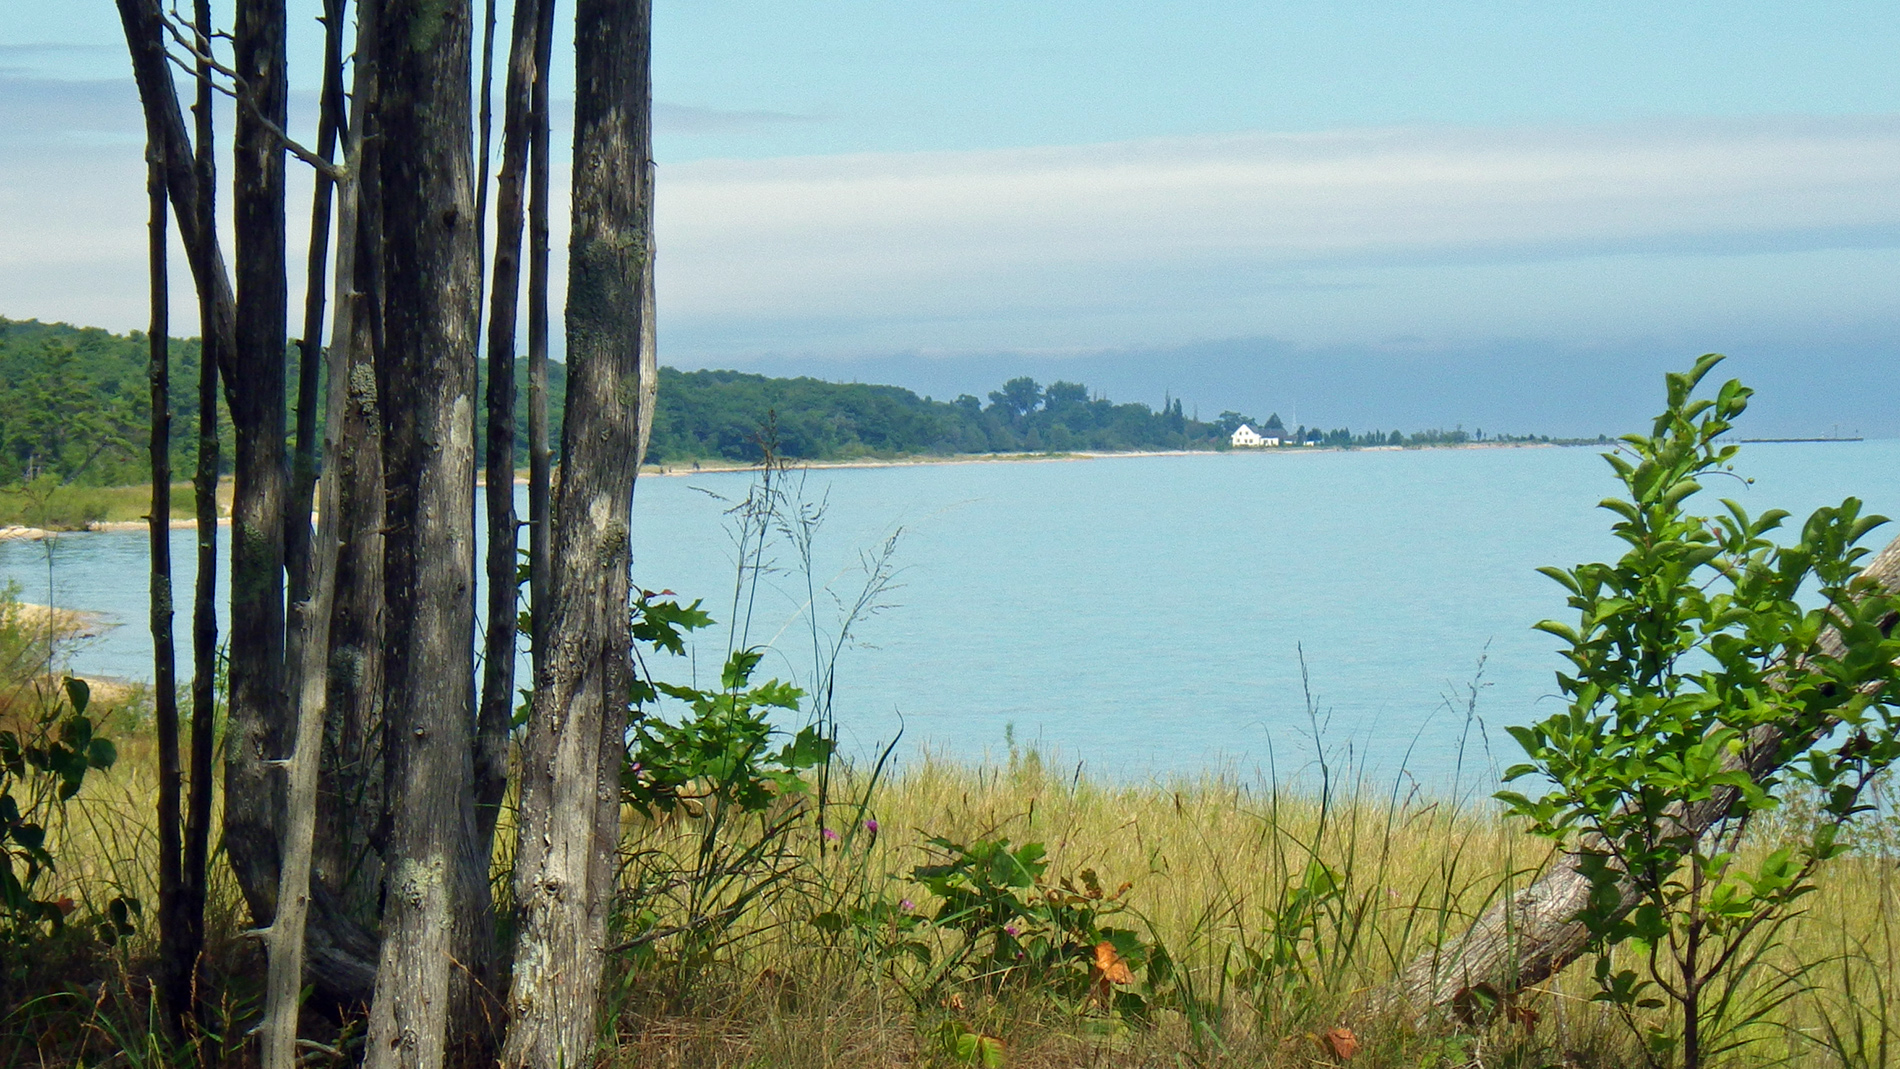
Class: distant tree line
643,371,1228,462
2,318,1565,492
0,317,227,488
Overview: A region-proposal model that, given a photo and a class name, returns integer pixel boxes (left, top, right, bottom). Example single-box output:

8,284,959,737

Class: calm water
6,441,1896,784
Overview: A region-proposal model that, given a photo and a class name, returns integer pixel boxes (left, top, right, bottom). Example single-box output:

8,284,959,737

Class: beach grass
18,721,1895,1067
4,580,1895,1067
0,482,215,531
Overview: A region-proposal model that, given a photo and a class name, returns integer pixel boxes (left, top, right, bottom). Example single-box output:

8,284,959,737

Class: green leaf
721,649,764,691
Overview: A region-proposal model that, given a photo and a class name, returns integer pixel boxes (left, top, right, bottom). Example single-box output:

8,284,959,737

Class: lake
5,440,1896,787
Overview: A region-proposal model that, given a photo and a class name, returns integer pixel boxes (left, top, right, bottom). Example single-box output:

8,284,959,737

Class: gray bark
182,0,220,1025
1374,534,1900,1020
261,125,361,1069
474,0,544,875
314,0,390,947
636,192,657,467
114,0,382,1013
225,0,292,942
364,1,492,1064
143,125,186,1037
502,1,652,1062
257,2,394,1057
524,0,555,672
285,0,348,608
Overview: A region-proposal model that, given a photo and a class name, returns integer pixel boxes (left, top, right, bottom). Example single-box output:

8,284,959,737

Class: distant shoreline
3,440,1573,539
517,439,1566,483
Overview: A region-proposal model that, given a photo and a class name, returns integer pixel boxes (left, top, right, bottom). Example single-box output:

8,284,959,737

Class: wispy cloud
656,117,1900,354
3,73,1897,369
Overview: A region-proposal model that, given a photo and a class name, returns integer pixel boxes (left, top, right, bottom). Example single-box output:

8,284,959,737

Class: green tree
989,376,1043,420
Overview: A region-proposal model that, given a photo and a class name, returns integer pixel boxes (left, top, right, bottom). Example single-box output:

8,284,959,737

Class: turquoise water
5,441,1896,784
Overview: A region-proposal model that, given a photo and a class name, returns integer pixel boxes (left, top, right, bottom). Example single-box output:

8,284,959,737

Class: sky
2,2,1898,436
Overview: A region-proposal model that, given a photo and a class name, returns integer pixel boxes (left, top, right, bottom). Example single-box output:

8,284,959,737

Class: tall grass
565,734,1896,1069
5,695,1896,1066
0,481,220,530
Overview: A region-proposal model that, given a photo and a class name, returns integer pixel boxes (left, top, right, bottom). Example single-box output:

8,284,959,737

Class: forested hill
6,316,1512,486
1,318,1248,485
0,317,214,489
645,368,1226,462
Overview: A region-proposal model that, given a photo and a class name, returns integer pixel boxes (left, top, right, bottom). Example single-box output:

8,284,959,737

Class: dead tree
256,0,396,1060
181,0,221,1027
141,116,186,1038
117,0,383,1016
363,0,493,1063
224,0,293,945
314,0,392,953
474,0,546,871
525,0,555,670
113,0,229,1031
1374,534,1900,1020
502,0,654,1062
285,0,349,606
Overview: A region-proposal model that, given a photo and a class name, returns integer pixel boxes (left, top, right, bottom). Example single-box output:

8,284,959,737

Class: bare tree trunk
475,0,544,862
144,128,186,1039
475,0,498,315
364,1,493,1064
112,0,226,1033
636,190,657,468
257,1,402,1054
525,0,555,671
115,0,381,1012
502,2,653,1062
314,0,391,948
286,0,348,607
112,0,237,386
260,76,375,1065
1373,535,1900,1020
182,0,221,1030
225,0,293,943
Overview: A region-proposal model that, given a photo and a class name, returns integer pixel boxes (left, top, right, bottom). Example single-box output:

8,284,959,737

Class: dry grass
5,732,1897,1067
583,744,1900,1068
4,580,1896,1067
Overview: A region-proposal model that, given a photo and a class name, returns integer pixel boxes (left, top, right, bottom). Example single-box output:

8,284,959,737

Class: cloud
3,72,1898,373
0,73,141,143
654,117,1900,354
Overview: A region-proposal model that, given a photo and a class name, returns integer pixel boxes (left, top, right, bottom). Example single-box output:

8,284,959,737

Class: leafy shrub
608,589,836,978
903,834,1172,1018
1500,355,1900,1069
1,674,135,989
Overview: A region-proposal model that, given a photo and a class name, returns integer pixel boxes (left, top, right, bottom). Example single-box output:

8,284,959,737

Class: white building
1230,424,1281,448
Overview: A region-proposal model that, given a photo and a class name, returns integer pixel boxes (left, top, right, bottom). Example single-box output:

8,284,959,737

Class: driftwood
1371,534,1900,1021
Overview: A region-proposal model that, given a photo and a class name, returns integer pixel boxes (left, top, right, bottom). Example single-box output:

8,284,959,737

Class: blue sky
3,3,1899,434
